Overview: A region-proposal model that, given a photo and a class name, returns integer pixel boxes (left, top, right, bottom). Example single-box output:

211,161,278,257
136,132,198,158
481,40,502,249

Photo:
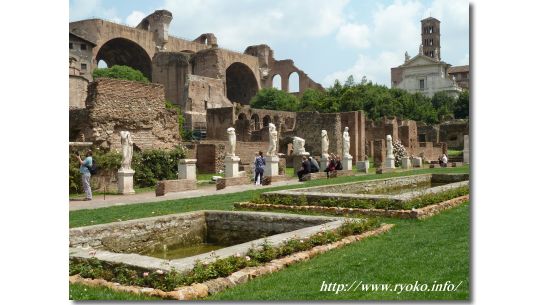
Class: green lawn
69,283,160,300
208,202,470,301
69,186,154,199
70,166,468,228
448,149,463,157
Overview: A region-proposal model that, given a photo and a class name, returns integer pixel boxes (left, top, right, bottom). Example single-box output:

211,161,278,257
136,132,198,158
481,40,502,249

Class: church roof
448,65,469,74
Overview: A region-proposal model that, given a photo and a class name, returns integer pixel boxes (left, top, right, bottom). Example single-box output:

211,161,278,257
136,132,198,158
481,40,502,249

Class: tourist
324,154,337,178
254,151,265,185
77,150,93,201
297,155,311,181
309,156,320,173
335,155,343,170
441,153,448,167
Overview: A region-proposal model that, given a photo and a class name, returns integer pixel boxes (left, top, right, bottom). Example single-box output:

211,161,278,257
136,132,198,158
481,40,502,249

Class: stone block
155,179,197,196
117,169,135,195
342,156,353,171
376,167,394,174
320,157,329,172
356,160,369,173
178,159,197,180
400,157,412,169
411,157,423,168
300,173,312,181
266,155,280,177
216,176,251,190
385,157,395,169
224,155,241,178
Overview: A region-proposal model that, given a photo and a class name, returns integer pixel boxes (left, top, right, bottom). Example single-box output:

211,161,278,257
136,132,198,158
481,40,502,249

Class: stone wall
439,120,469,149
69,212,207,253
69,78,180,150
69,75,89,108
205,211,333,246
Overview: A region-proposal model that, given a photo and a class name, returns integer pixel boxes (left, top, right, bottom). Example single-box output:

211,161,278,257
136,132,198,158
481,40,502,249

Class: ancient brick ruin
69,78,180,151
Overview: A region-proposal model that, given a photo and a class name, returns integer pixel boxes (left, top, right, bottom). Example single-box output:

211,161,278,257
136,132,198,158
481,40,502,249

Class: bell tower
421,17,441,60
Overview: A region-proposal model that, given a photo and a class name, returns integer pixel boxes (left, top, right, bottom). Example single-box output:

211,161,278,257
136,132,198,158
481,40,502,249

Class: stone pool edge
69,223,394,300
235,195,470,219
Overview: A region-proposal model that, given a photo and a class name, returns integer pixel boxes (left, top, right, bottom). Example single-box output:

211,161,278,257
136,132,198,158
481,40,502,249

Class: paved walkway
69,179,302,211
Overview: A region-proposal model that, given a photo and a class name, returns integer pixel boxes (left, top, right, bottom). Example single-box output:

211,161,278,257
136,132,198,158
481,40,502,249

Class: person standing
254,151,266,185
77,150,93,201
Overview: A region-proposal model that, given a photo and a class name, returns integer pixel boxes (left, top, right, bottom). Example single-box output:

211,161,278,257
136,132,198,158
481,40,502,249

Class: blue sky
70,0,469,88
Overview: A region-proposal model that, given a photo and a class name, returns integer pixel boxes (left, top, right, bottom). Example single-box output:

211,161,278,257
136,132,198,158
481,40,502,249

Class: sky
69,0,469,88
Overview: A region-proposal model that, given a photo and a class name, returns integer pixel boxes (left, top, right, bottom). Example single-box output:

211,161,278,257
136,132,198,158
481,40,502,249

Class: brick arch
225,62,258,105
96,37,153,80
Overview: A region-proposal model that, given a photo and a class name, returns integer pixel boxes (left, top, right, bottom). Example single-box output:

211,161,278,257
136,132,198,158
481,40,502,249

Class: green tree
92,65,149,83
250,88,299,111
431,91,456,122
454,90,469,119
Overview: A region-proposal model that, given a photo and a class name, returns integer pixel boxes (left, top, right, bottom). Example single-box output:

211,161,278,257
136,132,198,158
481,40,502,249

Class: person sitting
441,153,448,167
335,155,343,170
324,154,337,178
309,156,320,173
297,155,311,181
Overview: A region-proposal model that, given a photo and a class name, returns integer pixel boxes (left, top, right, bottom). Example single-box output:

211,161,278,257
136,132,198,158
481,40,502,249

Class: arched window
288,72,299,93
272,74,282,90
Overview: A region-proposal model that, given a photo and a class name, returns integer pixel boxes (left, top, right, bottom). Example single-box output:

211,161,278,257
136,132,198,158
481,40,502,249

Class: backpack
87,158,98,175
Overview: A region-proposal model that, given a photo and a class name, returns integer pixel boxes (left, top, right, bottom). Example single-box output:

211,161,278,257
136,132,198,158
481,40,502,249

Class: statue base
342,156,353,171
117,169,135,195
320,156,330,171
178,159,197,180
385,157,395,169
401,157,412,169
356,160,369,173
293,152,310,174
411,157,423,168
224,155,241,178
266,155,280,177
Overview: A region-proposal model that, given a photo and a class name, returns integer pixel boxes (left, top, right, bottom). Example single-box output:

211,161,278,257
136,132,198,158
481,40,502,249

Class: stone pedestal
463,135,470,164
117,169,135,195
385,157,395,169
401,157,412,169
178,159,197,180
320,157,329,172
266,155,280,177
342,156,353,171
356,160,369,173
293,152,310,174
224,155,241,178
411,157,423,168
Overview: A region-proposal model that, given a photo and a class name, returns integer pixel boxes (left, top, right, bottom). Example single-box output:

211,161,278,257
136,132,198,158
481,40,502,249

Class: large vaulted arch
225,62,258,105
96,38,152,80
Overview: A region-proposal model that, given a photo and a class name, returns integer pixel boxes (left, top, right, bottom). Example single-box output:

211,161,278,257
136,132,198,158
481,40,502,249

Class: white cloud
162,0,350,50
125,11,146,26
70,0,121,23
323,51,401,87
336,23,370,49
324,0,469,87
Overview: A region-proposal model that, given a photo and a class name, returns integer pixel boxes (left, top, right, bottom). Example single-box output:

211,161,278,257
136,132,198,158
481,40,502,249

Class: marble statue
120,131,133,171
386,135,394,159
434,48,439,60
227,127,236,156
419,44,424,55
267,123,278,156
321,130,329,159
343,127,351,158
292,136,306,155
405,51,410,62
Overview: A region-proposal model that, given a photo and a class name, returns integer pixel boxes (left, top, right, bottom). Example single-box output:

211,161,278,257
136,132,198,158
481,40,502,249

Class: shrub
392,139,408,167
92,65,149,83
250,88,300,111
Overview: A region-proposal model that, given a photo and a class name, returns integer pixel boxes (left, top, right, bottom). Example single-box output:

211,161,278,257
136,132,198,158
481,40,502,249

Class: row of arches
237,113,281,131
93,38,260,105
272,72,300,93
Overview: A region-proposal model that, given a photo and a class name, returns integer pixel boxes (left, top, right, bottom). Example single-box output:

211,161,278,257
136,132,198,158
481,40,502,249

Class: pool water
142,243,225,260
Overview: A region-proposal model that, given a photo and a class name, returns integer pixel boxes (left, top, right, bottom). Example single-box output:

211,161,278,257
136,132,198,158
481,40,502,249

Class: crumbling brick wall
70,78,180,151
